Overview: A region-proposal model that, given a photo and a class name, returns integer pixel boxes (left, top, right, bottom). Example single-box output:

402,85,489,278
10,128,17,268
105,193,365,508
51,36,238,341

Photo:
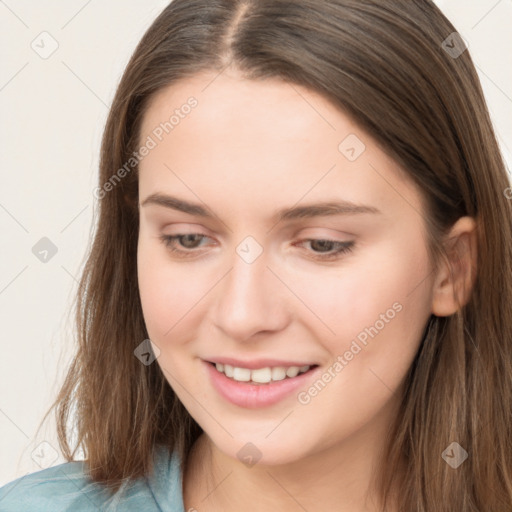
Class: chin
207,426,316,468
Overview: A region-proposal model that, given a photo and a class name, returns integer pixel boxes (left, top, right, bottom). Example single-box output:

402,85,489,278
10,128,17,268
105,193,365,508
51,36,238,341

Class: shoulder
0,445,185,512
0,460,108,511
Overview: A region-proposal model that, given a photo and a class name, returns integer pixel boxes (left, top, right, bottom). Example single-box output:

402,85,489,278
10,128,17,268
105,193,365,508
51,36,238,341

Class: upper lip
205,357,317,369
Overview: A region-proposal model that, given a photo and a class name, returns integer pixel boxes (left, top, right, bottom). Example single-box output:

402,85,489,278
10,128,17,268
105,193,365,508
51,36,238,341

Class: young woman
1,1,511,511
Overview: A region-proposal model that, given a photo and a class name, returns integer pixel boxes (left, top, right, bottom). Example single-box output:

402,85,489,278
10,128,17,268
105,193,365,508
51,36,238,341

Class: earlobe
431,216,478,317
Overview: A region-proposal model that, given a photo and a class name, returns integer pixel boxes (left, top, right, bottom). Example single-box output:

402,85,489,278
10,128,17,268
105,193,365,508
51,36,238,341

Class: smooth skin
136,68,477,512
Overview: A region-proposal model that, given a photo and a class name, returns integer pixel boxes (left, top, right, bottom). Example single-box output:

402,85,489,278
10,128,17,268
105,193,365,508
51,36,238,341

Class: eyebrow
140,193,381,223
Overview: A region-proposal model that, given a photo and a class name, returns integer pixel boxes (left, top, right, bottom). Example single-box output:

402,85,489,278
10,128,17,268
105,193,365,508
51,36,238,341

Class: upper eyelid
162,232,350,240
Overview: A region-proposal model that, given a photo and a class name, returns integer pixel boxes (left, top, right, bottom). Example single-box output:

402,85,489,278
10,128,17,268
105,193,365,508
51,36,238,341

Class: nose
211,243,290,342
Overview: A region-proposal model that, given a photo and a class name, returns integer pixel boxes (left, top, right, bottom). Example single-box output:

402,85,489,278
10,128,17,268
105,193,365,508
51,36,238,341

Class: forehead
137,70,424,225
140,69,348,154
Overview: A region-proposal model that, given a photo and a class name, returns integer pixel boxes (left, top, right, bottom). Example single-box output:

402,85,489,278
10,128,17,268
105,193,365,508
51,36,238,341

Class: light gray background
1,0,511,486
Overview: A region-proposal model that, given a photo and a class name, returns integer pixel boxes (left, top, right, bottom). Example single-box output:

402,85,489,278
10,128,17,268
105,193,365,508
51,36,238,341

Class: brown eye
159,233,211,256
174,234,204,249
296,239,355,261
309,239,337,253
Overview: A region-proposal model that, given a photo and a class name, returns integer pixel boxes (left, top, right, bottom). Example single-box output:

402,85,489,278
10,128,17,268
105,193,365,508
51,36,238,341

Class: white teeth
214,363,311,383
286,366,300,378
271,367,287,381
251,367,272,384
233,367,251,382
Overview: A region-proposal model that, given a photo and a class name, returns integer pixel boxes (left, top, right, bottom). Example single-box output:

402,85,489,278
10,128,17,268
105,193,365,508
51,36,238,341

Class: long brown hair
38,1,512,509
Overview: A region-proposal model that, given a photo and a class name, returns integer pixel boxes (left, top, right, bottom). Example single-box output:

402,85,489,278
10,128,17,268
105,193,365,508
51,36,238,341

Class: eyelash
159,234,354,261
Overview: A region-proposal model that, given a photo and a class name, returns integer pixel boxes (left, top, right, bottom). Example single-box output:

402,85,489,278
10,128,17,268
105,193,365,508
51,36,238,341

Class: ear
431,216,478,317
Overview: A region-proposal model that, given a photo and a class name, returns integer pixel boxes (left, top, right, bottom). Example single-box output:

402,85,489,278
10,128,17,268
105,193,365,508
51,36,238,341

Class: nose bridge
213,236,286,340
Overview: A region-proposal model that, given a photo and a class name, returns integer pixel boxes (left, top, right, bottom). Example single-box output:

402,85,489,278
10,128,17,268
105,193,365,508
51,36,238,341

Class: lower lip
204,361,319,409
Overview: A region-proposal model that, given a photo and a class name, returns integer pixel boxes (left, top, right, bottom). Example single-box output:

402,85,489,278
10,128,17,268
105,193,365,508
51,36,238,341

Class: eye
295,238,355,261
159,233,355,261
159,233,212,257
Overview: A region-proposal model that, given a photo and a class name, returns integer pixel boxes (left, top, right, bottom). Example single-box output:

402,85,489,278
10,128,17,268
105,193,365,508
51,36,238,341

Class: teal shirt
0,444,185,511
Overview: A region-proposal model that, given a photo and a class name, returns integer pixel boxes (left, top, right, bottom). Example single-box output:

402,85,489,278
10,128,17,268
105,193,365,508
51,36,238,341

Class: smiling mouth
209,362,318,385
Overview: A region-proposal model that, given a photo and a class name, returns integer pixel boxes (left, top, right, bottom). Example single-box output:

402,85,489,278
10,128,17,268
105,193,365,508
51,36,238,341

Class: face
136,69,436,466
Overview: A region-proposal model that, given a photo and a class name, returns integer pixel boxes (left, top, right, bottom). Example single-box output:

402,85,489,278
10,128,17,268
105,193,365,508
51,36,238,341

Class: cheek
294,237,432,368
137,241,203,345
289,240,433,436
137,247,210,390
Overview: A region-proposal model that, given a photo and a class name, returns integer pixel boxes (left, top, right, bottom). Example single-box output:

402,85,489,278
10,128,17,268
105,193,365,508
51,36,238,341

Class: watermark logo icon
441,32,468,59
338,134,366,162
31,441,59,469
134,339,161,365
237,442,262,468
32,237,58,263
236,236,263,264
442,441,468,468
31,31,59,59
